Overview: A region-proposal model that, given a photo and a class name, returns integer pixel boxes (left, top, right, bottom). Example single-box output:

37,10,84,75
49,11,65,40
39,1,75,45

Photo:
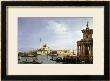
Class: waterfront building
54,50,73,56
37,44,52,55
77,22,93,63
37,44,75,56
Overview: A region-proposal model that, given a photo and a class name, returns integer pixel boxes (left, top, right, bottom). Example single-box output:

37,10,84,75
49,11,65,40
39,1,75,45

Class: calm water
18,55,63,64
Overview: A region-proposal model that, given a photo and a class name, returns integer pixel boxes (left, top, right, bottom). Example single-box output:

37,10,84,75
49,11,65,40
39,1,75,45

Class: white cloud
46,21,68,34
46,21,82,50
46,21,75,39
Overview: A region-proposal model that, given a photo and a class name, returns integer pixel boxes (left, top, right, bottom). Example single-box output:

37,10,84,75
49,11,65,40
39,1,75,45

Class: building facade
37,44,75,56
53,50,74,56
37,44,52,55
77,22,93,63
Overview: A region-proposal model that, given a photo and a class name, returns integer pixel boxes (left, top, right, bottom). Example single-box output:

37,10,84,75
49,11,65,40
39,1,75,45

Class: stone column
79,45,80,56
80,43,83,61
91,44,93,63
91,45,93,56
89,45,92,63
80,45,82,56
77,45,79,56
82,43,83,56
88,45,90,56
83,43,85,61
89,45,92,56
83,44,85,58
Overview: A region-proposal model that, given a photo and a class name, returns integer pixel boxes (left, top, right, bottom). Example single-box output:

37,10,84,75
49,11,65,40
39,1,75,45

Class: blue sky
18,17,93,52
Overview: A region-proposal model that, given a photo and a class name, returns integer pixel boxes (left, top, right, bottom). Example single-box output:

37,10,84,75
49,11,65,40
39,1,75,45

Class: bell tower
82,21,93,41
77,21,93,64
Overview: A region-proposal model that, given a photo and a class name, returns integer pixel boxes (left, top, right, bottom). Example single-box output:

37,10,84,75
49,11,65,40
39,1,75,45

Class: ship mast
40,38,42,48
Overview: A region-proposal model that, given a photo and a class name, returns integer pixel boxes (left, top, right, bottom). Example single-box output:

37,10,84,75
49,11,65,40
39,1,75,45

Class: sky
18,17,93,52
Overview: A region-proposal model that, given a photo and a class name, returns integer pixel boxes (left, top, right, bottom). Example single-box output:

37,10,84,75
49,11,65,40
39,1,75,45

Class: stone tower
77,22,93,63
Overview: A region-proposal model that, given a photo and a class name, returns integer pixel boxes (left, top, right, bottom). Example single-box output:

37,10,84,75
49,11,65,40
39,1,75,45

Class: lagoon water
18,55,63,64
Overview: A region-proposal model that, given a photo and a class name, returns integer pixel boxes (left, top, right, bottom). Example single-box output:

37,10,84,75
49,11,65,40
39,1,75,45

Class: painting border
1,1,109,80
